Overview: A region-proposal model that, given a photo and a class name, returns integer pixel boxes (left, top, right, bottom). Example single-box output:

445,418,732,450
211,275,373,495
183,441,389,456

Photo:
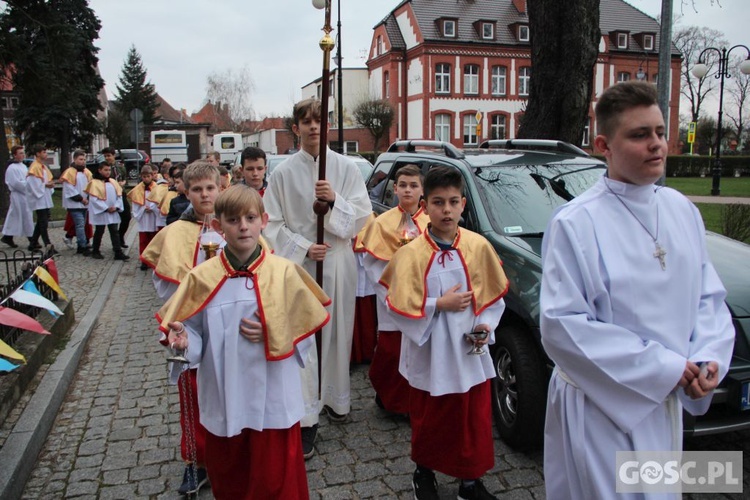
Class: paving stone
65,480,99,497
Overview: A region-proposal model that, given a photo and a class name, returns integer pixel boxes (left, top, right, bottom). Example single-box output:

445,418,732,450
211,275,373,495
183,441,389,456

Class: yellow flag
0,339,26,363
33,267,68,302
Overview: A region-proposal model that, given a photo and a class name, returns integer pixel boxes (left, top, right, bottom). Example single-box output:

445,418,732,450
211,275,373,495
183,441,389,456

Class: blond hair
182,161,220,189
214,184,264,218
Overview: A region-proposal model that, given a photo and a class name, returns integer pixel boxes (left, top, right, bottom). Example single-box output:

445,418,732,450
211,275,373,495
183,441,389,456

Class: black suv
86,149,147,182
366,139,750,450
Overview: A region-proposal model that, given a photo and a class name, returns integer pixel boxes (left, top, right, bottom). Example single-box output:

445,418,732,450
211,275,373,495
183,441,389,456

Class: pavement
0,210,747,499
687,195,750,205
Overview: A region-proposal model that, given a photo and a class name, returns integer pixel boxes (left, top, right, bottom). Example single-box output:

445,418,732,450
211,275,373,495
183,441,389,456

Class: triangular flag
12,288,63,316
33,267,68,301
43,258,59,283
0,306,50,335
0,358,20,372
0,338,27,362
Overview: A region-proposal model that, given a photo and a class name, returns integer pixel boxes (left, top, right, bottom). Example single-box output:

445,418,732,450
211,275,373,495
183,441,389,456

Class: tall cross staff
312,0,335,397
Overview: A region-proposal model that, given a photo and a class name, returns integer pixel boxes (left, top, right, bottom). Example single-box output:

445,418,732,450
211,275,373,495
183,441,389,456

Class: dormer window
482,22,494,40
443,19,456,37
643,34,654,51
518,25,529,42
617,33,628,49
376,35,383,56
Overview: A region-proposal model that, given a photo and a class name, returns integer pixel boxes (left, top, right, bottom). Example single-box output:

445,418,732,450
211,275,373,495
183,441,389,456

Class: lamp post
336,0,344,154
691,45,750,196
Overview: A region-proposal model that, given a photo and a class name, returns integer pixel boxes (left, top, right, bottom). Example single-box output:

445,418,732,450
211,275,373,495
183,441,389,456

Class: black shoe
46,245,59,256
412,468,439,500
91,252,104,260
77,247,91,255
1,236,17,248
457,479,497,500
140,262,149,270
177,464,208,495
27,243,42,251
114,253,130,261
120,241,129,248
323,405,348,423
301,425,318,460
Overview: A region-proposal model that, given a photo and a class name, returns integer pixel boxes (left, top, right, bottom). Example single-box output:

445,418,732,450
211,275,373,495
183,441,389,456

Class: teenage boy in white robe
263,98,371,458
1,145,34,248
26,144,55,252
540,80,734,499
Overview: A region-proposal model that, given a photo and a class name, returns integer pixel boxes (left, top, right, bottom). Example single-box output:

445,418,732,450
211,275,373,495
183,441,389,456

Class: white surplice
540,176,734,499
131,188,160,232
2,161,34,237
61,170,89,209
385,248,505,395
26,162,54,211
87,182,123,226
264,148,371,423
182,277,313,437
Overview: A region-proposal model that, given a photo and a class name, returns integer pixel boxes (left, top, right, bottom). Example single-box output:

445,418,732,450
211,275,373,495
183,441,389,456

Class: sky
82,0,746,119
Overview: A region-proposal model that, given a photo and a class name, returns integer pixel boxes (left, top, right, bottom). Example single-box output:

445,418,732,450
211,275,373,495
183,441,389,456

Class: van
150,130,188,163
212,132,243,165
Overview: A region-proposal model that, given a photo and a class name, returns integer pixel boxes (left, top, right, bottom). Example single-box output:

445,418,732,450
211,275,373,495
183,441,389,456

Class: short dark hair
169,163,186,179
423,166,464,199
31,144,45,156
101,147,116,155
11,145,23,156
240,146,266,166
162,158,171,164
73,149,86,159
394,164,423,184
596,81,659,137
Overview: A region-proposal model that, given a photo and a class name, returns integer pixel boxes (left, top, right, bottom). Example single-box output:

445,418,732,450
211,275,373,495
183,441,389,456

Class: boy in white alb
1,145,34,248
540,81,734,499
379,166,508,500
84,161,128,261
163,185,330,499
26,144,56,253
127,164,161,266
60,150,92,255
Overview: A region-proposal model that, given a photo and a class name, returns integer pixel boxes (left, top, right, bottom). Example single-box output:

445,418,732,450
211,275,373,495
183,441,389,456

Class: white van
150,130,188,163
212,132,243,165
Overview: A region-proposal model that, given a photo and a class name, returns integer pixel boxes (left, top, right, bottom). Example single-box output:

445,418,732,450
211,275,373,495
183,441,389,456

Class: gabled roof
191,101,234,132
376,0,677,54
155,93,190,123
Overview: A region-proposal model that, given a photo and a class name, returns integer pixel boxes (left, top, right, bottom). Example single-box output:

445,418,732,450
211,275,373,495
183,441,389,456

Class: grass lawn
665,177,750,198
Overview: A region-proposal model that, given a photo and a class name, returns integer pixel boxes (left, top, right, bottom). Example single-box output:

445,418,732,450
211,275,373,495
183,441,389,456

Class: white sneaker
63,237,74,249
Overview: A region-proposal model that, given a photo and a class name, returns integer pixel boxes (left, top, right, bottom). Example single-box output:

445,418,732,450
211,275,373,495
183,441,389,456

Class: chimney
512,0,526,14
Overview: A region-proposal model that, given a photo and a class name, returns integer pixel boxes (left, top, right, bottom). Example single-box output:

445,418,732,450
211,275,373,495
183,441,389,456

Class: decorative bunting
0,358,20,372
0,306,50,335
0,337,27,362
43,258,59,283
12,288,63,317
33,267,68,302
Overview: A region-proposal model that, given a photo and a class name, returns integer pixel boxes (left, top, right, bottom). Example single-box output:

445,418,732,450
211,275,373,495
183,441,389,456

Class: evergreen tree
114,45,158,125
0,0,105,169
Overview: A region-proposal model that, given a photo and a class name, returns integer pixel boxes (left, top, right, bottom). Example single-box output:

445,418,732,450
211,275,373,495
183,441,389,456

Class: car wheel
491,325,547,450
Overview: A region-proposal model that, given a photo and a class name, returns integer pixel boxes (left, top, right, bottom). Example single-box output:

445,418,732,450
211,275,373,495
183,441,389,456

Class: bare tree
726,56,750,153
353,98,394,155
205,65,255,132
673,26,728,122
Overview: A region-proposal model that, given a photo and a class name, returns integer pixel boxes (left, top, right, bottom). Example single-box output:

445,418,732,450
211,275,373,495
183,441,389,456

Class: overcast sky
85,0,745,119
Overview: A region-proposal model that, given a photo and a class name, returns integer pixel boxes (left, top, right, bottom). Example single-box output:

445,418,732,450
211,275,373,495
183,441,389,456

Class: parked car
232,152,294,177
366,139,750,450
85,149,147,182
347,154,374,181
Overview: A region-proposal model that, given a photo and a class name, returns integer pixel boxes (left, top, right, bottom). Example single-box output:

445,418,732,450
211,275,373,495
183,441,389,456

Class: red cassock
178,369,207,466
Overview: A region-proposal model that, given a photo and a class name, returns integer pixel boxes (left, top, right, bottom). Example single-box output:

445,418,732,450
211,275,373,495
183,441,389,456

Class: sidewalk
687,195,750,205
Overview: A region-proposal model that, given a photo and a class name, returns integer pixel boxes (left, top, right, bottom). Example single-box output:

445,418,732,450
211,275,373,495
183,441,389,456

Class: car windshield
473,162,606,236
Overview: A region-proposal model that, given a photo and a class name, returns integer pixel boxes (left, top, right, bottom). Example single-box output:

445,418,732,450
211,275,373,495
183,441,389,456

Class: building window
490,115,507,140
463,114,478,145
464,65,479,95
582,117,591,147
518,25,530,42
518,67,531,96
0,97,7,109
617,71,631,82
617,33,628,49
652,73,658,84
345,141,358,153
329,77,334,96
10,97,18,108
384,71,390,98
328,111,334,125
491,66,507,96
643,34,654,51
482,22,494,40
435,113,451,142
436,63,451,94
443,20,456,38
377,35,383,55
316,84,321,99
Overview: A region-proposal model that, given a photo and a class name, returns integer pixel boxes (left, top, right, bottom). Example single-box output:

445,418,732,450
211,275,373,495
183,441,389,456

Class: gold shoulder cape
84,178,122,201
127,182,156,206
158,190,179,216
157,250,331,360
27,160,51,181
379,228,509,318
147,183,169,206
355,206,429,260
60,167,92,185
140,220,202,283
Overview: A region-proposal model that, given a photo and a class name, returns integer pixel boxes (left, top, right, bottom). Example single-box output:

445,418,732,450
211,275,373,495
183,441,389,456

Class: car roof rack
386,140,465,159
478,139,589,157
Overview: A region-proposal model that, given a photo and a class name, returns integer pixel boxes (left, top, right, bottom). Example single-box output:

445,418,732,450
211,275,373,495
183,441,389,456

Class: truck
212,132,243,165
150,130,188,164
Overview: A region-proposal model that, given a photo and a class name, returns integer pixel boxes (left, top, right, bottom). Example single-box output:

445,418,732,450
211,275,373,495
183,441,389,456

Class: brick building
366,0,681,153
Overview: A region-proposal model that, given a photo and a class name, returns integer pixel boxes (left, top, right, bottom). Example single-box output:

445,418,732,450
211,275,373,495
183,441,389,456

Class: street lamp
691,45,750,195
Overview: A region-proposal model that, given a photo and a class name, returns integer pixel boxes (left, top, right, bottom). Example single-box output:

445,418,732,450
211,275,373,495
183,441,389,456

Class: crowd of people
2,85,735,500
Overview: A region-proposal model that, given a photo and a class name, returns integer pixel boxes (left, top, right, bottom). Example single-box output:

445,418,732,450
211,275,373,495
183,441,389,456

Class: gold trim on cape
127,181,156,206
355,206,429,260
60,167,92,186
84,178,123,201
27,160,52,181
140,220,203,283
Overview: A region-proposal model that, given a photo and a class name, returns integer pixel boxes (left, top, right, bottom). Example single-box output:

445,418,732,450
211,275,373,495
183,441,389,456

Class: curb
0,229,136,500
